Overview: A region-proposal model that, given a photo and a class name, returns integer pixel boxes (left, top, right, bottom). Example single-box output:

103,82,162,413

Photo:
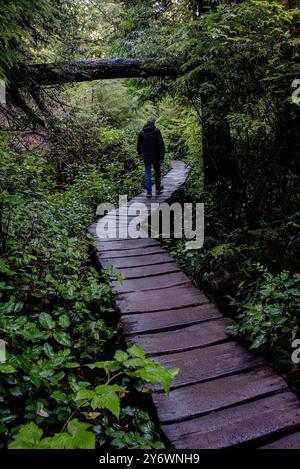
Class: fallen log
9,58,178,87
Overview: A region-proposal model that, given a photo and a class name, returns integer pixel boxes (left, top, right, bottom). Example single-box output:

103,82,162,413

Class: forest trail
91,161,300,449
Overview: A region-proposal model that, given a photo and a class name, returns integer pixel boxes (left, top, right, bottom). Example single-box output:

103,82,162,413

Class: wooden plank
116,262,180,279
99,252,173,269
153,367,287,423
152,190,174,197
131,194,172,202
102,218,148,225
102,219,148,227
260,432,300,449
96,239,160,251
129,197,153,205
100,221,146,228
127,319,231,355
94,230,148,242
99,246,165,259
100,217,133,225
122,303,220,335
96,226,149,238
116,284,207,313
161,392,300,449
152,340,264,390
97,235,151,242
112,271,190,293
91,160,300,450
103,212,147,218
100,212,147,220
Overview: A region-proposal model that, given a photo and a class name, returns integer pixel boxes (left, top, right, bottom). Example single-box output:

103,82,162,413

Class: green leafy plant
7,344,178,449
0,112,169,449
8,419,95,449
74,345,178,420
230,266,300,351
86,344,178,394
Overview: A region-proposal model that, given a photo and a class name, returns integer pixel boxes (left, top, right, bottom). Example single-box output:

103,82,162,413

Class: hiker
137,116,165,198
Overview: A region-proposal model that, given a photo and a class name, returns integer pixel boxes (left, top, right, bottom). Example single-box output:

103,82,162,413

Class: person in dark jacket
137,116,165,198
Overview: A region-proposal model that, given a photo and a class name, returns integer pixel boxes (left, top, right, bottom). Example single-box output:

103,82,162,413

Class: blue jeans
144,161,161,194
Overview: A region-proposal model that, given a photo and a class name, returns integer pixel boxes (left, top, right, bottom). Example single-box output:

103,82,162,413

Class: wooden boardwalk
91,160,300,449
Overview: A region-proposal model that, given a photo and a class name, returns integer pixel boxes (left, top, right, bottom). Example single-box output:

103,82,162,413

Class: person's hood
142,123,156,132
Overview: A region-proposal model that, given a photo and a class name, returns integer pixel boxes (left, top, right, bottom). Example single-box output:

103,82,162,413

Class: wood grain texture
122,303,220,334
162,392,300,448
115,262,180,279
126,318,231,355
153,367,287,423
151,340,265,389
112,271,190,293
116,283,208,313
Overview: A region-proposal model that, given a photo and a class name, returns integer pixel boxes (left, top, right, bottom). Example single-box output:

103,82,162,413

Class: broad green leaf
50,391,68,403
39,420,96,449
64,362,79,368
67,419,91,435
53,331,72,347
43,343,55,358
130,364,179,393
124,358,146,368
39,433,70,449
39,313,55,330
0,259,13,274
92,384,124,418
8,422,43,449
0,363,17,374
58,314,71,329
86,360,120,373
114,350,129,362
127,344,146,359
75,389,95,401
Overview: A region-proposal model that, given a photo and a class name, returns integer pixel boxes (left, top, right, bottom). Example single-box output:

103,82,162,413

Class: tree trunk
275,101,300,176
9,58,178,87
202,118,233,185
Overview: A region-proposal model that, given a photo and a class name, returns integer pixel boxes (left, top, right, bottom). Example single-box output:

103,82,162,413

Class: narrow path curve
91,160,300,449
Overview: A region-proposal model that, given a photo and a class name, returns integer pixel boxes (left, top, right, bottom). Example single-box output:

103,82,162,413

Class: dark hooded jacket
137,123,165,162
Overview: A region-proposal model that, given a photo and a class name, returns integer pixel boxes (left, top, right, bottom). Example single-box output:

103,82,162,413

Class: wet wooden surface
92,160,300,449
162,392,300,448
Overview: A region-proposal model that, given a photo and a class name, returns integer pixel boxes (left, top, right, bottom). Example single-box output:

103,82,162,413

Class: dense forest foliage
0,0,299,449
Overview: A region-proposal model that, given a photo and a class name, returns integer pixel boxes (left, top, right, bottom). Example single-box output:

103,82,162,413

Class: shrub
230,266,300,354
0,132,174,449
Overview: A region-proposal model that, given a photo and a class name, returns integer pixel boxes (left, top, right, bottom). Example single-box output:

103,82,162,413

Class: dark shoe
156,185,164,193
146,193,152,198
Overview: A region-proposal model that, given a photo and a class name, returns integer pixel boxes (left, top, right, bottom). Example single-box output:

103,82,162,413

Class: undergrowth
0,118,177,449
